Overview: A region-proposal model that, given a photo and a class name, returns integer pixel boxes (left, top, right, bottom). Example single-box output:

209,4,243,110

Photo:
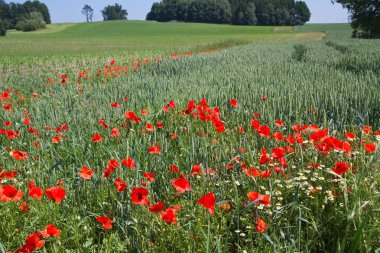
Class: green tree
15,11,46,31
295,1,310,25
333,0,380,38
101,3,128,21
23,1,51,24
230,0,257,25
0,19,6,36
82,4,94,22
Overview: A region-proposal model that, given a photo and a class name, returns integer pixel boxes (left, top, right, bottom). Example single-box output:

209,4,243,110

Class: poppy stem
207,217,210,253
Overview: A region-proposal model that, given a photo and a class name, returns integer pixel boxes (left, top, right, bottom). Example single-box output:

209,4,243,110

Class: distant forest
0,0,50,33
147,0,311,26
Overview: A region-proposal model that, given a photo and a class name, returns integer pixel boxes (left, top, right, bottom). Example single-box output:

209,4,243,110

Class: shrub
15,12,46,32
292,44,308,62
0,20,6,36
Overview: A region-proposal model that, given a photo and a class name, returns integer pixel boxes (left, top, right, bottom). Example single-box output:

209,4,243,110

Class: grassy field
0,21,324,77
0,22,379,252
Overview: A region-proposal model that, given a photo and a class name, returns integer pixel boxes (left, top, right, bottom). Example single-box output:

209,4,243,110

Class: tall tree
333,0,380,38
294,1,310,25
101,3,128,21
230,0,257,25
82,4,94,22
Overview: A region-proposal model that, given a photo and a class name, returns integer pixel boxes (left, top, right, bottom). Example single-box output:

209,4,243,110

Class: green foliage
82,4,94,22
147,0,232,24
292,43,308,62
0,19,6,36
255,0,310,25
147,0,310,26
101,3,128,21
0,0,50,29
230,0,257,25
333,0,380,38
15,11,46,32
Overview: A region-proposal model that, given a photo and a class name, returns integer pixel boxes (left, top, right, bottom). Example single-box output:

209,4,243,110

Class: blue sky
7,0,349,24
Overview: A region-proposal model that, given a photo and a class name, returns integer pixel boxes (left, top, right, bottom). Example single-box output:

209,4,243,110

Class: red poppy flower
108,159,119,169
219,202,231,212
256,218,268,232
98,119,109,129
161,208,177,224
245,168,261,177
364,143,376,153
28,182,44,200
125,111,141,123
45,224,61,237
3,120,11,127
345,132,355,141
363,125,372,135
146,123,154,132
258,125,271,138
214,120,225,133
3,103,12,111
168,100,176,108
45,187,66,204
143,172,155,182
10,150,28,160
0,185,23,202
141,109,149,116
148,145,161,155
275,119,284,127
130,187,149,205
52,136,62,144
78,166,93,180
272,132,284,141
23,118,31,125
156,122,164,129
110,128,120,137
103,167,114,178
6,130,20,139
96,215,113,230
262,96,267,101
261,170,272,178
91,132,104,142
332,162,351,175
171,178,191,193
272,147,285,160
191,164,201,175
251,119,260,130
229,99,238,107
259,154,270,165
24,232,45,250
110,101,121,108
149,202,165,213
169,165,179,173
122,157,135,170
0,169,18,180
198,192,216,214
20,201,30,213
247,192,271,206
114,178,127,192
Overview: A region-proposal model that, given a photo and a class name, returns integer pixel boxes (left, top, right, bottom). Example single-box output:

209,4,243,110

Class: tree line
146,0,311,26
0,0,50,34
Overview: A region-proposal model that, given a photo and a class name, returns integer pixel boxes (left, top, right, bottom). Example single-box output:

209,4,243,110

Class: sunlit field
0,22,379,253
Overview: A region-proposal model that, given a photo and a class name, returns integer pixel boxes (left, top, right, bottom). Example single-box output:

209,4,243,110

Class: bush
0,20,6,36
292,44,308,62
15,12,46,32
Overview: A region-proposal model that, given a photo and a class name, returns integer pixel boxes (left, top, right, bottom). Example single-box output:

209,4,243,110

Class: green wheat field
0,21,379,253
